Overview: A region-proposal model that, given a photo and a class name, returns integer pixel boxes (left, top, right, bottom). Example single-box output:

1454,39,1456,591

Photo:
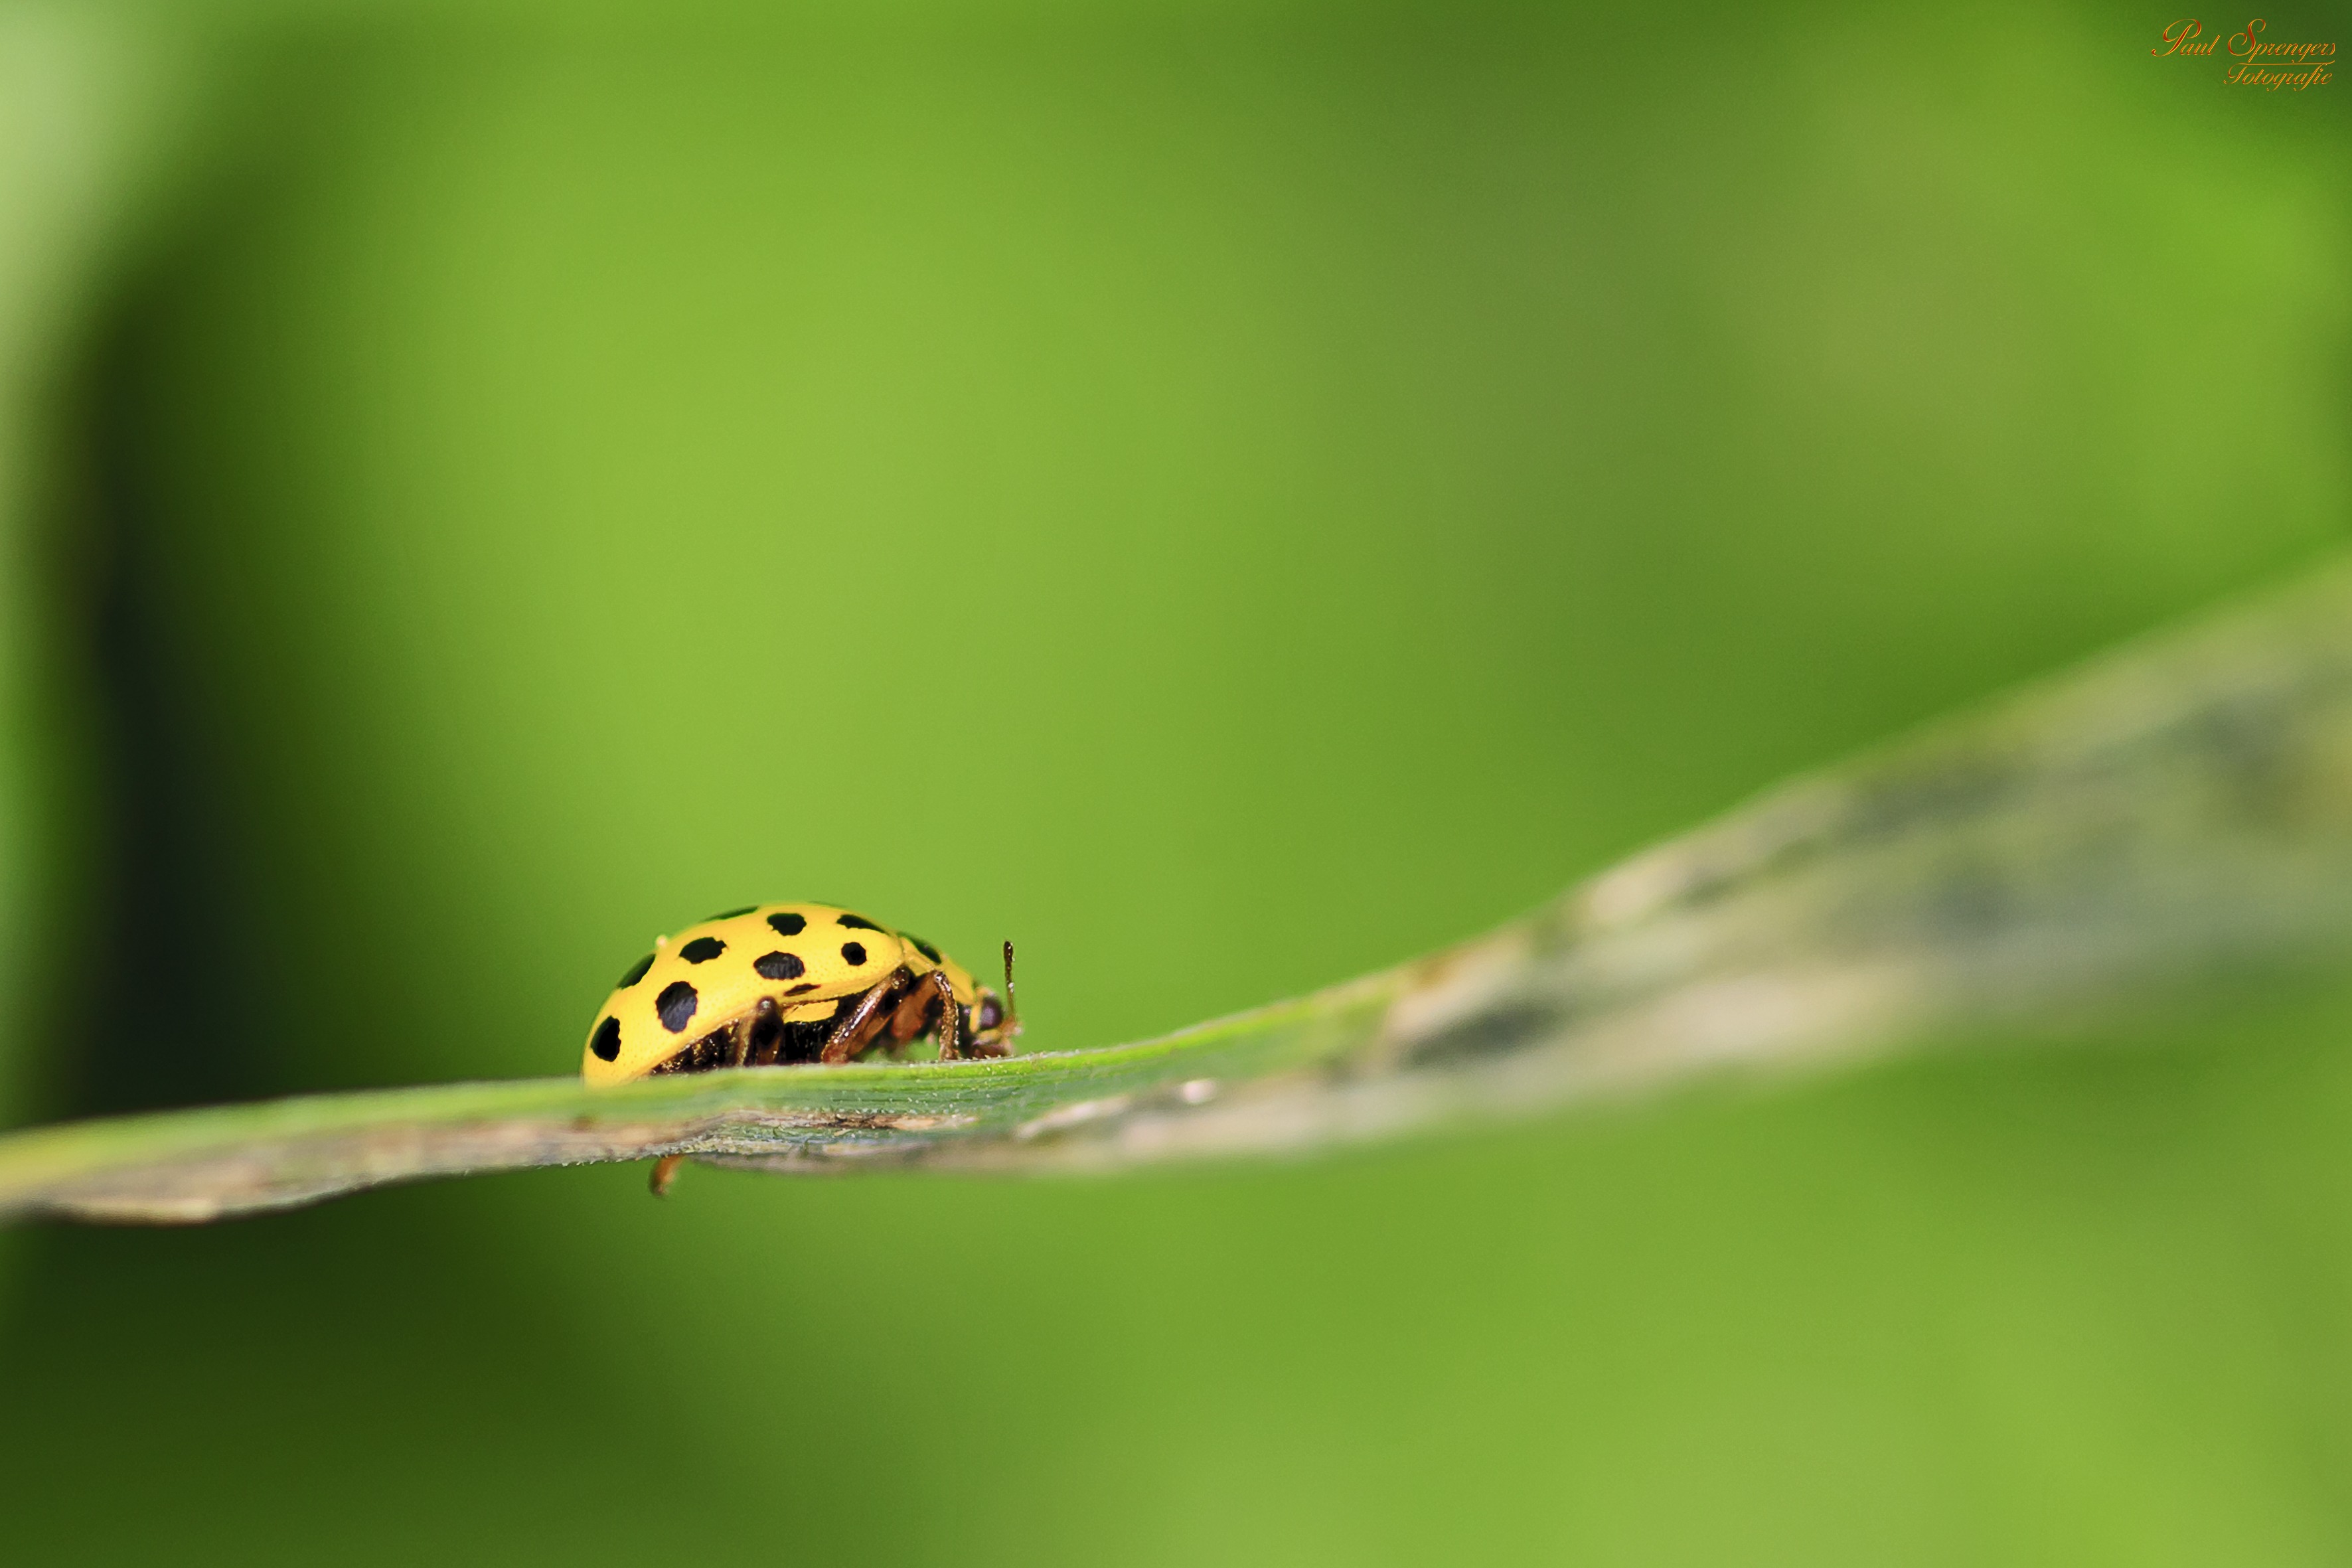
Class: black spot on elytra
786,982,819,995
841,941,868,966
755,950,805,980
905,933,943,963
680,936,726,964
706,905,756,921
766,911,807,937
837,913,883,931
617,953,655,988
656,981,699,1034
589,1016,622,1061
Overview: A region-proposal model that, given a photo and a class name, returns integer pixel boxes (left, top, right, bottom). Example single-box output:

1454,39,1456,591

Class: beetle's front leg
884,969,961,1059
820,968,913,1063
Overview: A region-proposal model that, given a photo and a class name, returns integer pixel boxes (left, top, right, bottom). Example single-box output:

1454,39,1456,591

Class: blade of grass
8,557,2352,1223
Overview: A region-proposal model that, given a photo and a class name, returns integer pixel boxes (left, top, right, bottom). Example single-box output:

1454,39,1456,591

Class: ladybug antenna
1002,939,1018,1030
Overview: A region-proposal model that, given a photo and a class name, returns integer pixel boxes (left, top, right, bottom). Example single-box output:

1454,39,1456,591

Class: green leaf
9,557,2352,1224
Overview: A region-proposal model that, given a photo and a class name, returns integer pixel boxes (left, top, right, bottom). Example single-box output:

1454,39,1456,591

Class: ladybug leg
886,980,935,1043
931,971,962,1058
819,968,913,1064
746,996,785,1066
917,973,955,1062
886,969,961,1059
649,1154,684,1198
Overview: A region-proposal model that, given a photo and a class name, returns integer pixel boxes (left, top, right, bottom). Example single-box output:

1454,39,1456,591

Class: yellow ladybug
581,903,1018,1087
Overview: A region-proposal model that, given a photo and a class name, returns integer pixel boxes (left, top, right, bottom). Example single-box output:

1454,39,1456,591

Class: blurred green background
0,1,2347,1561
